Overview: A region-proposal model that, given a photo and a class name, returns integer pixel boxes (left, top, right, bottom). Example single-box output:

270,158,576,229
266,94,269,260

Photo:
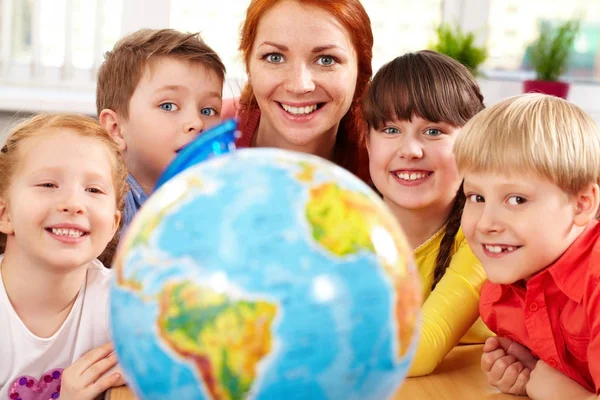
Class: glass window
486,0,600,81
170,0,251,80
10,0,32,64
363,0,443,70
169,0,444,79
1,0,122,84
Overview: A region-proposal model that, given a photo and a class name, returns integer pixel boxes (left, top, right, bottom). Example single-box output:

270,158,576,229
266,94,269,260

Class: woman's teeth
281,104,318,115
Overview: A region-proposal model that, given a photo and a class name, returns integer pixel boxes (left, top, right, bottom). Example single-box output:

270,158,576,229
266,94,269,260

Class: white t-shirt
0,256,113,399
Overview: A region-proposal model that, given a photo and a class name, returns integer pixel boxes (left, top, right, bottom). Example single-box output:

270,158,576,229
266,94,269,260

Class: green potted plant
524,19,580,99
429,22,488,76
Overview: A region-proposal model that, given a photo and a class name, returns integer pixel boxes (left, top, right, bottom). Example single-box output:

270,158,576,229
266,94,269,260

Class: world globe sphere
110,147,421,400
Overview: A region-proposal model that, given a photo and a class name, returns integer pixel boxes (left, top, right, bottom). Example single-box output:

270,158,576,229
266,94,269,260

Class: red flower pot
523,80,570,99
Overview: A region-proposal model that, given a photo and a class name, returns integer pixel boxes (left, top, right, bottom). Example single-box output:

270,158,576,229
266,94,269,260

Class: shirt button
547,359,557,368
529,302,539,312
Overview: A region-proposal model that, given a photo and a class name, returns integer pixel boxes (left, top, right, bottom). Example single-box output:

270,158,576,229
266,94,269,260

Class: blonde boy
454,94,600,399
97,29,226,230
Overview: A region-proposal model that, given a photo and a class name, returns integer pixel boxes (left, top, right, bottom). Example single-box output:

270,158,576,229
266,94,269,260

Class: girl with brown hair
363,50,493,376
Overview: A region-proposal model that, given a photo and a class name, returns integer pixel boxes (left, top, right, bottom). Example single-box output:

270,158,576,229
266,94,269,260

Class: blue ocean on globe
110,148,421,400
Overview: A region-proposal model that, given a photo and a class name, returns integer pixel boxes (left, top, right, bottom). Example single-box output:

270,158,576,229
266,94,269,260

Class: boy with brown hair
97,29,226,230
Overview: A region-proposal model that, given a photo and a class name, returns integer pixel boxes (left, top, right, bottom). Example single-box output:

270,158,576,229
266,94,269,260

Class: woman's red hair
238,0,373,182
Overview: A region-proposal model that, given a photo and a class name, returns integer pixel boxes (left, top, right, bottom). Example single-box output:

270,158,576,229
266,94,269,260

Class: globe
110,148,422,400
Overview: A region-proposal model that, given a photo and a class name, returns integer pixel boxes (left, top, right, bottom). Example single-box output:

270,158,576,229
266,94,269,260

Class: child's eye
507,196,527,205
37,182,57,188
316,55,336,66
382,127,400,135
200,107,217,117
467,194,484,203
424,128,442,137
86,187,104,194
264,53,284,64
160,103,179,112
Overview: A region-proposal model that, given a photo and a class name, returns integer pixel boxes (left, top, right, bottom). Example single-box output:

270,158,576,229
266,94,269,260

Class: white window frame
1,0,599,125
0,0,171,115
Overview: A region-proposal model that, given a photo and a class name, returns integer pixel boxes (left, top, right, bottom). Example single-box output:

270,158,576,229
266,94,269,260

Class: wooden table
396,345,529,399
108,345,528,400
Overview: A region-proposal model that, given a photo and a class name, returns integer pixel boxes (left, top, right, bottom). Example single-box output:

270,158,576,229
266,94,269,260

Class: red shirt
480,220,600,394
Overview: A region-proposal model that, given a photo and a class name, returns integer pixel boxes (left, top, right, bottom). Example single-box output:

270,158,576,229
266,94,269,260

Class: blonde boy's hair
454,93,600,195
96,28,226,118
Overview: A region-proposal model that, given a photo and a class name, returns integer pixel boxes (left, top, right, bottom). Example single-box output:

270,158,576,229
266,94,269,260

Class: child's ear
365,133,370,156
573,183,600,227
112,210,122,236
99,109,127,152
0,198,14,235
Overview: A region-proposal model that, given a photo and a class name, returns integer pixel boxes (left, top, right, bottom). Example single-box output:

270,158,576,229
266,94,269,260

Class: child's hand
526,361,557,399
483,336,538,368
481,337,537,395
60,342,124,400
526,360,593,400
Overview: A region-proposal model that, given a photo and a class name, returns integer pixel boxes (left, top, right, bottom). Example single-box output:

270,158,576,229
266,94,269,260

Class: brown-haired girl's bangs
364,51,484,130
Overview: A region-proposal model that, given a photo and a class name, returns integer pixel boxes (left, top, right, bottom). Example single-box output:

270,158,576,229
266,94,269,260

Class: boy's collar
542,219,599,303
497,220,599,303
127,174,149,205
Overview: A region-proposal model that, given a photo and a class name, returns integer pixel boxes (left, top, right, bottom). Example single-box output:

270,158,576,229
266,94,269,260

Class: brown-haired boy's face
118,56,223,192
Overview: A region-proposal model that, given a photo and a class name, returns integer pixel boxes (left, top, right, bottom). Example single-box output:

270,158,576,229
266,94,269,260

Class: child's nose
476,206,503,234
57,197,84,214
185,115,204,135
397,137,423,159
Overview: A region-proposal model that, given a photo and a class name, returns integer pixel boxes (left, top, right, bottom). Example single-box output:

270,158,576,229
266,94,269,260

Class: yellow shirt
408,227,494,377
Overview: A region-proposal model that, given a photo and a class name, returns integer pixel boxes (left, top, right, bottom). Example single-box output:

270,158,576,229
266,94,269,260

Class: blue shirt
122,174,148,234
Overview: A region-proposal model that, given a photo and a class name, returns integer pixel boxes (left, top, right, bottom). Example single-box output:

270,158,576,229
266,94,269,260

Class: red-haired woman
223,0,373,182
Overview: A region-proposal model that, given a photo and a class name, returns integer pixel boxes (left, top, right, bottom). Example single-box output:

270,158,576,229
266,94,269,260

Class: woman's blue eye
425,128,442,137
201,108,217,117
317,56,335,66
382,127,400,135
266,53,284,63
160,103,178,111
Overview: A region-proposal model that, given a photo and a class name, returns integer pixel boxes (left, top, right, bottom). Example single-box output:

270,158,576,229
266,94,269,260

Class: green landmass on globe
305,181,421,356
157,280,278,400
306,182,378,256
